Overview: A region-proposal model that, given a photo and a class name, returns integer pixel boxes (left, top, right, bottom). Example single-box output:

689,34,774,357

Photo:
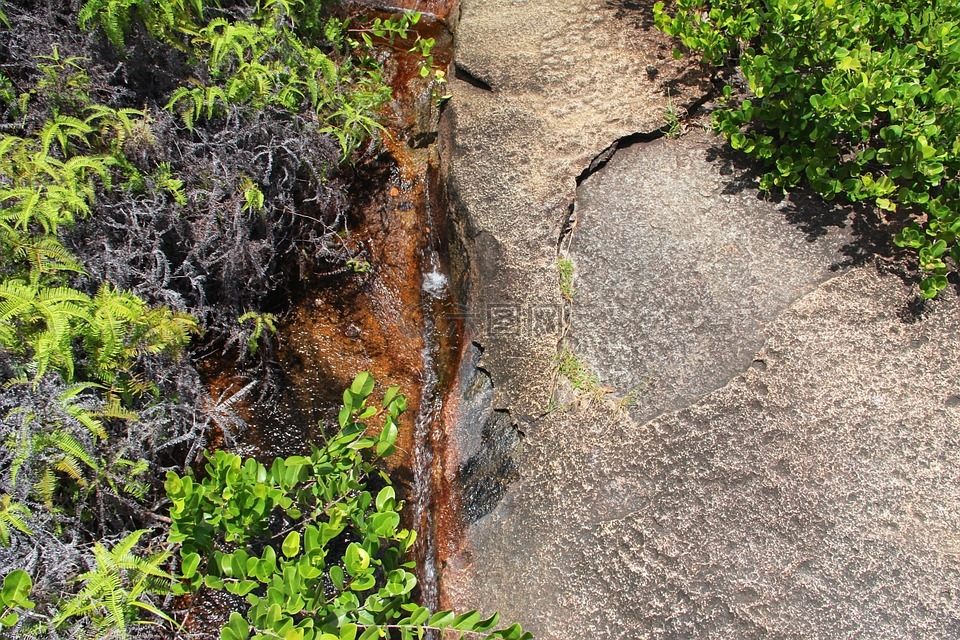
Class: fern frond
36,286,93,319
118,475,147,500
276,82,305,110
4,410,35,487
49,430,98,473
203,86,228,119
201,18,234,71
15,236,85,277
128,598,177,626
165,86,204,130
39,116,94,155
34,467,56,508
54,456,86,483
0,323,17,349
60,389,109,440
78,0,139,47
151,162,186,205
78,0,106,31
0,279,39,322
42,182,96,225
104,572,128,639
99,397,138,422
62,154,115,188
31,330,72,380
116,554,170,580
244,62,273,100
0,494,33,546
58,381,102,400
110,373,157,400
138,308,197,354
0,135,25,162
83,104,117,128
111,528,147,560
0,186,43,231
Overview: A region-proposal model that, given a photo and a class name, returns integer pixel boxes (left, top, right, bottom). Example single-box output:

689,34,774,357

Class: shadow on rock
604,0,660,30
704,142,906,274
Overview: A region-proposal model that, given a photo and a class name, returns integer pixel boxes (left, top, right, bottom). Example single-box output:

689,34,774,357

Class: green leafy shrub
166,373,531,640
655,0,960,297
80,0,429,158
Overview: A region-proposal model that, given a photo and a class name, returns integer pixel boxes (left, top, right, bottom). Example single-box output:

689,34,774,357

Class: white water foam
422,268,448,298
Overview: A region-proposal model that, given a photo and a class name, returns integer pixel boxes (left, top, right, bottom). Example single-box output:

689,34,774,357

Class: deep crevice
557,129,661,253
454,63,494,91
558,89,715,253
577,130,663,186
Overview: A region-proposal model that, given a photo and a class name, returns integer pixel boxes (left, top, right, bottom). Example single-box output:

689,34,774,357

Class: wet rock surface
448,342,523,523
440,1,960,638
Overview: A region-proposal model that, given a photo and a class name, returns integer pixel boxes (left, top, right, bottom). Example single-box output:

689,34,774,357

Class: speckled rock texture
447,266,960,639
439,1,960,638
569,132,857,426
439,0,707,413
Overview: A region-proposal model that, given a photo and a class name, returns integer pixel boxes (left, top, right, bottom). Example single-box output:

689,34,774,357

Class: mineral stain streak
201,0,466,609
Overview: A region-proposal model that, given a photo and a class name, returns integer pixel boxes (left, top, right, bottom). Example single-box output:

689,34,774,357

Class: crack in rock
558,129,667,254
454,63,494,92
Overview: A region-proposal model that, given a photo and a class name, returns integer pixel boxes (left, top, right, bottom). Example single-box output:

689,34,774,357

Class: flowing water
411,202,450,609
408,154,466,608
201,0,463,610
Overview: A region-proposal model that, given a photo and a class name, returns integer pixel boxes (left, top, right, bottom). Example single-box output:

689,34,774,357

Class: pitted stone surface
569,132,853,425
441,0,706,415
445,268,960,639
440,1,960,638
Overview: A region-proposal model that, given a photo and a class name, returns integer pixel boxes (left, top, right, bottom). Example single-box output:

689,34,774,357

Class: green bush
165,373,531,640
655,0,960,297
5,374,531,639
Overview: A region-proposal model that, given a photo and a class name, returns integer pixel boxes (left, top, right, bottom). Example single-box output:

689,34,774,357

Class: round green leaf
374,486,395,512
370,511,400,538
344,543,370,576
180,552,201,579
1,570,32,609
282,531,301,558
349,572,376,591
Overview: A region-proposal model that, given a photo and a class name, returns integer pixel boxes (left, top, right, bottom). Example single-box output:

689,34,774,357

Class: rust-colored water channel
199,0,464,615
